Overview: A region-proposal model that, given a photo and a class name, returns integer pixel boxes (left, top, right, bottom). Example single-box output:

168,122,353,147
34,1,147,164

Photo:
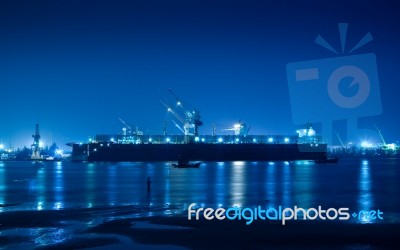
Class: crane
118,117,143,138
334,131,346,149
222,120,250,136
374,124,386,146
172,120,185,134
160,89,203,137
31,124,41,159
118,118,133,134
159,99,185,124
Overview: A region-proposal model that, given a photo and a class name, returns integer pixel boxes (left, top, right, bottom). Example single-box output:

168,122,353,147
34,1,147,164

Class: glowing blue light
252,138,256,143
0,144,4,150
235,138,240,142
195,137,200,142
361,141,373,148
110,138,115,142
201,138,205,142
166,137,171,143
284,138,290,143
218,138,223,143
149,138,152,142
268,137,274,143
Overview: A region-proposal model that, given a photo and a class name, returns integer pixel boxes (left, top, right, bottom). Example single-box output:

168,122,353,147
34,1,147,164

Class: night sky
1,0,399,148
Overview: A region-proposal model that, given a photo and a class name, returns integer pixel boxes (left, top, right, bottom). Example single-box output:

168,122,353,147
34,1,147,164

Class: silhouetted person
147,176,151,192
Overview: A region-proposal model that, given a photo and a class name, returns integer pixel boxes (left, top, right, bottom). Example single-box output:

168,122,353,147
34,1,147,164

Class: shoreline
1,207,399,249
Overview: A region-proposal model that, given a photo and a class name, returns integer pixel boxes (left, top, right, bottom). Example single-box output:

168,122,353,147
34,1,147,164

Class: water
0,159,399,223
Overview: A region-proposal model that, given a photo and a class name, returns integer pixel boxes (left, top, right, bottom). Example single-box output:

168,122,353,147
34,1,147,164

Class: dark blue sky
1,0,399,148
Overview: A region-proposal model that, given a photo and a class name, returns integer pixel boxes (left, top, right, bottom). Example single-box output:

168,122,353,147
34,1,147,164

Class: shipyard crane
160,89,203,137
334,131,346,149
172,120,185,134
118,118,143,136
118,117,133,134
159,99,185,124
374,124,387,146
31,124,41,160
160,98,191,136
168,88,185,111
222,120,250,136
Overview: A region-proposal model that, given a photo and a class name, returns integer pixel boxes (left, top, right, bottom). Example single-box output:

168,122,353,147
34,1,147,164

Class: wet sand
1,207,399,249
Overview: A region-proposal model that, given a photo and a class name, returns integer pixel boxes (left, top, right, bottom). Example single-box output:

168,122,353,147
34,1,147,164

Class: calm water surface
0,158,399,223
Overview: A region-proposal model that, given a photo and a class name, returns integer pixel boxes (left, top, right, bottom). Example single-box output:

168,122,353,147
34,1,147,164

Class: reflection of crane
31,124,41,159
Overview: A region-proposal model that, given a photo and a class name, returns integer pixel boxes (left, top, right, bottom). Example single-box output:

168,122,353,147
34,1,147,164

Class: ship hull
71,143,327,162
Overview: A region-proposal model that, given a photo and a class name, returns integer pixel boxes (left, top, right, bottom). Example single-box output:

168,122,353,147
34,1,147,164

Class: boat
315,157,339,164
172,161,201,168
70,134,328,162
68,92,328,162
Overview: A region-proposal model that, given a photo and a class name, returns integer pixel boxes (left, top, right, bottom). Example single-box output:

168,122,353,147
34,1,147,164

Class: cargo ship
69,90,328,162
70,123,328,162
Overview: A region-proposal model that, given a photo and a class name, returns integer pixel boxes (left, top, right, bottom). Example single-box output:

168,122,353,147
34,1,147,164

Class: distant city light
166,137,171,143
110,138,115,142
268,137,274,143
0,144,4,150
39,142,44,147
361,141,373,148
253,138,257,143
218,137,223,143
149,138,152,142
195,137,200,142
284,138,290,143
235,138,240,142
55,149,63,155
234,124,241,129
201,138,205,142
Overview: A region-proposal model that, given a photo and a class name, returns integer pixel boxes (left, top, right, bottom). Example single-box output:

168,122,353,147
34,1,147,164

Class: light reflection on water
359,160,372,211
36,167,46,211
0,162,5,212
0,159,399,223
54,162,63,210
230,161,245,207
